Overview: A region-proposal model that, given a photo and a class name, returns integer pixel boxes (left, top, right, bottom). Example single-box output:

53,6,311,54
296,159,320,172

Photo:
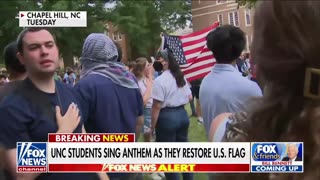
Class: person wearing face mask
151,49,193,180
152,60,164,77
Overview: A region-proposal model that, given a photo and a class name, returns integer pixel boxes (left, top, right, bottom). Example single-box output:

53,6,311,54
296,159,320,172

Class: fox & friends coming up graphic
17,142,47,172
251,142,303,173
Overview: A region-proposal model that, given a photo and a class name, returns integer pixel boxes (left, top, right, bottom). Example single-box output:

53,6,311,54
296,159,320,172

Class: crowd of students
0,25,256,180
1,1,320,180
0,27,193,180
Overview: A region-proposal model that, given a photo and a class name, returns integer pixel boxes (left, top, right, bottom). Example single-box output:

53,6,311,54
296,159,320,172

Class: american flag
161,22,219,82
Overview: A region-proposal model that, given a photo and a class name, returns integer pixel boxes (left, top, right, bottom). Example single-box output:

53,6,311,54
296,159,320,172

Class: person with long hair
151,49,193,180
132,58,154,142
132,57,164,180
216,0,320,180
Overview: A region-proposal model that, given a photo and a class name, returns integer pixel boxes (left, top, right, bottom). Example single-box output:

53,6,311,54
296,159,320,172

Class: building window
229,11,239,27
118,32,122,40
234,11,239,26
245,9,251,26
113,32,117,41
217,14,223,25
229,12,234,26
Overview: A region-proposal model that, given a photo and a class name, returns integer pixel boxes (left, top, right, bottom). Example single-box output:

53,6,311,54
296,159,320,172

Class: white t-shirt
152,70,191,108
138,78,153,108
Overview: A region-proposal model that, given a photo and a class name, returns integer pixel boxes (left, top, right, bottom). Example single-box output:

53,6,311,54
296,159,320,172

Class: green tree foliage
0,0,191,65
0,0,26,65
236,0,258,8
0,0,109,66
44,0,109,67
109,0,191,59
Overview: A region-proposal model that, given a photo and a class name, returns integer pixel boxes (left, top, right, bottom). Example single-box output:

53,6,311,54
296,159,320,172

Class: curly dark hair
216,1,320,180
206,24,246,64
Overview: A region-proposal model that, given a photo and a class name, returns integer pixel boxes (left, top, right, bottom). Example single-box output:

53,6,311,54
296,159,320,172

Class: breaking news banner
251,142,303,173
17,133,251,173
18,11,87,27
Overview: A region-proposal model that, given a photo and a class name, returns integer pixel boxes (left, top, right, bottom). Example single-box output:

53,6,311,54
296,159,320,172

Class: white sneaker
157,172,165,178
150,173,162,180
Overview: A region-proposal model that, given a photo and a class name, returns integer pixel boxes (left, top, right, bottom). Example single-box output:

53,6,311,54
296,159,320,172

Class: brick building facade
192,0,254,51
104,22,131,63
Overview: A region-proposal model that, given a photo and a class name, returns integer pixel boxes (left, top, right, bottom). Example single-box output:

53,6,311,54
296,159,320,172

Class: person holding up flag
159,22,219,82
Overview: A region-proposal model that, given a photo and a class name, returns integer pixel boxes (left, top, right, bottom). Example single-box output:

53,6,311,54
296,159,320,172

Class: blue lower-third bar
251,165,303,173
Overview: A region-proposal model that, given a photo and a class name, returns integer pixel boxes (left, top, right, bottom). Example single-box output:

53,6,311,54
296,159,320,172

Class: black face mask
153,61,163,72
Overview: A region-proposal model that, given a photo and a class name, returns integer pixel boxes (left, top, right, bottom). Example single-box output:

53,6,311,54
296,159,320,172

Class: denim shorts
142,108,152,133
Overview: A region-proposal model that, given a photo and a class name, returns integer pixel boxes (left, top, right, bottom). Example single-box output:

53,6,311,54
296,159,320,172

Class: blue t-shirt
75,74,143,133
0,79,99,180
75,74,143,179
199,64,262,137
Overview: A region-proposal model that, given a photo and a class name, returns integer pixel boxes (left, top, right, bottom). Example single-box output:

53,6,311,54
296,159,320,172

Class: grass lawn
139,103,208,180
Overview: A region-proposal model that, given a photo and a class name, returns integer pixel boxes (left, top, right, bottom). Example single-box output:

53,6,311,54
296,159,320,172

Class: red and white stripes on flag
161,22,219,82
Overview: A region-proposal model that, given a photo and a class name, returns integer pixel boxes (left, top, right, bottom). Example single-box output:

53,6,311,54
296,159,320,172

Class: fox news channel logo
251,142,303,173
17,142,47,172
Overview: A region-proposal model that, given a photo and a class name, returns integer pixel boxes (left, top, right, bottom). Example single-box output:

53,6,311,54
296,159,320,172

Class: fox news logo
251,142,303,173
252,143,281,161
17,142,47,172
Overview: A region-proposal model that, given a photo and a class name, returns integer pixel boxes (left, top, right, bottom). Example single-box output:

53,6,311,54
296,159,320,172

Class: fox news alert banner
16,134,251,173
251,142,303,173
19,11,87,27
